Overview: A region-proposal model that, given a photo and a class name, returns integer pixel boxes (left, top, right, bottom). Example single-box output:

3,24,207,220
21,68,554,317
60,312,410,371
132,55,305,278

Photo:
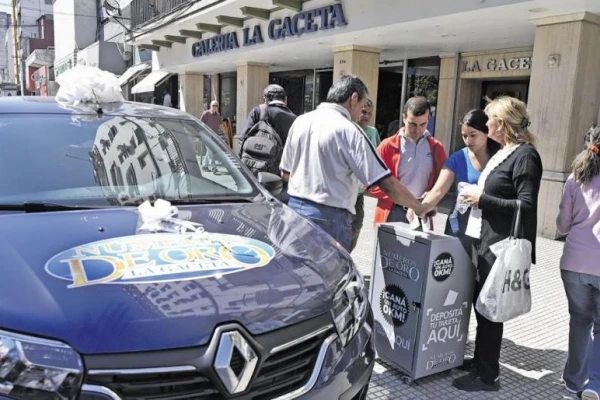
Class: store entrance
480,80,529,108
376,66,404,139
269,69,319,116
269,74,306,116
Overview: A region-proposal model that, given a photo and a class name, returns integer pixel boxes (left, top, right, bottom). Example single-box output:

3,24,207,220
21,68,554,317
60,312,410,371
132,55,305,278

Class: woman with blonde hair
453,96,543,392
557,126,600,400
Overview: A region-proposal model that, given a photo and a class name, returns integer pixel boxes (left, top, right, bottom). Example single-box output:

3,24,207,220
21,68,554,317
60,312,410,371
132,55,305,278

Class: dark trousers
387,205,410,223
472,241,504,384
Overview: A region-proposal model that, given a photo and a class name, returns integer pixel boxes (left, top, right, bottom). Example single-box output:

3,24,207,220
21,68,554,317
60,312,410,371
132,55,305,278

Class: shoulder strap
259,104,269,122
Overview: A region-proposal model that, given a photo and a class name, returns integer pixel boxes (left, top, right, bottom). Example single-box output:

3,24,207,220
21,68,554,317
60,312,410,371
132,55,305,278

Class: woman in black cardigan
452,96,543,392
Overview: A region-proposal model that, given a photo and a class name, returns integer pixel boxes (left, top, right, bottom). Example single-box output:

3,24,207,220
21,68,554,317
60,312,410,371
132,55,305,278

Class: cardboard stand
369,222,475,380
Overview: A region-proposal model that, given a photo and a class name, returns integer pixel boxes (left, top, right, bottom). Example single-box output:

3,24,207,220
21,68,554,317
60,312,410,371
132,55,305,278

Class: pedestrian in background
557,126,600,400
200,100,222,172
280,75,433,252
351,98,380,251
421,109,501,258
455,96,542,392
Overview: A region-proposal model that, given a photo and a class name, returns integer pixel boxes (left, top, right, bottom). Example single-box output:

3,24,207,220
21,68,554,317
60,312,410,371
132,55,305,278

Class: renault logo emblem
214,330,258,394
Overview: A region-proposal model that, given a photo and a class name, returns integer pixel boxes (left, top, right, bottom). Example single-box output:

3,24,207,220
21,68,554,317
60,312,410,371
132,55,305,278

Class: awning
118,62,151,87
131,70,172,94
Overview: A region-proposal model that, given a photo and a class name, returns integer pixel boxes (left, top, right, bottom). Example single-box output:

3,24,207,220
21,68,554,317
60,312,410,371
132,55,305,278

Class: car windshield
0,113,260,206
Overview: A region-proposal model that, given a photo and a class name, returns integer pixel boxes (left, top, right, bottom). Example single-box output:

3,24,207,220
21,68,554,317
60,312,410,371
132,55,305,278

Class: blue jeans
288,196,352,252
561,269,600,392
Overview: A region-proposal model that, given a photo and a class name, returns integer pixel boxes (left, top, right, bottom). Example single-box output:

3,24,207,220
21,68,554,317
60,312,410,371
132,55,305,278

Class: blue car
0,97,374,400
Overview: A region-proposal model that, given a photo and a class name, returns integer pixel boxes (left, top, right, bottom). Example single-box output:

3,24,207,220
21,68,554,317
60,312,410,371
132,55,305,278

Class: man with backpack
238,85,297,176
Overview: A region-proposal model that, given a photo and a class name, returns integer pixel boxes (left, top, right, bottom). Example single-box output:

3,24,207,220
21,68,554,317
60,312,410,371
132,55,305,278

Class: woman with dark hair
557,126,600,399
421,109,501,256
455,96,542,392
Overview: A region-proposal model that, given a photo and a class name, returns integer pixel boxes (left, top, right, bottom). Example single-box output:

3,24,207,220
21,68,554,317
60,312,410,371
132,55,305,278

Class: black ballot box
369,222,476,380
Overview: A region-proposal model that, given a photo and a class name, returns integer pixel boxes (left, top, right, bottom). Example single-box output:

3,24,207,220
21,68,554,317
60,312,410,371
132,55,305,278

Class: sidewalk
352,196,575,400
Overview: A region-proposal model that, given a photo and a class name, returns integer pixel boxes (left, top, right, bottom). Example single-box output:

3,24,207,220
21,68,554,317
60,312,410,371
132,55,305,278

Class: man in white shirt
280,75,433,251
163,91,172,108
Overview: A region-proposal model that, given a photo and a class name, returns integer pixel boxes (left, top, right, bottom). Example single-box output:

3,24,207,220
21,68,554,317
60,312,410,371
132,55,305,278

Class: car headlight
331,269,368,347
0,329,83,399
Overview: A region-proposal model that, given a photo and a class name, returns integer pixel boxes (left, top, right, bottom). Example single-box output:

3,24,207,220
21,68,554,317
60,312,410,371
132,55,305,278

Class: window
138,150,148,169
45,0,52,4
126,166,139,197
110,163,123,187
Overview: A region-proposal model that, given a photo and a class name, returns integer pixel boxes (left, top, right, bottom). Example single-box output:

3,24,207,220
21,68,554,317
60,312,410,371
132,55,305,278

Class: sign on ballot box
369,222,476,380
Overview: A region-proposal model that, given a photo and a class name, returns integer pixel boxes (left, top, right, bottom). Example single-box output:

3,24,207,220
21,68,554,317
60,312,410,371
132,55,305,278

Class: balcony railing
131,0,194,29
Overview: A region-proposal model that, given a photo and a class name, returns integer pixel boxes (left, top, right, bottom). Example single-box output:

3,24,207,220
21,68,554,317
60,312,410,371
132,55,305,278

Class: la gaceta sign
191,3,347,58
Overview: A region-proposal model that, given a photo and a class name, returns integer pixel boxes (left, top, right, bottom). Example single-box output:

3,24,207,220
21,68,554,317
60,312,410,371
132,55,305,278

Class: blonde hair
572,126,600,184
484,96,537,147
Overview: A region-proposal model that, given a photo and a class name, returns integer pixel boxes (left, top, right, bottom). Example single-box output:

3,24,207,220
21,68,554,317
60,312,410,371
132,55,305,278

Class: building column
210,74,220,104
528,12,600,238
434,54,458,152
333,45,381,123
235,62,270,153
178,73,204,119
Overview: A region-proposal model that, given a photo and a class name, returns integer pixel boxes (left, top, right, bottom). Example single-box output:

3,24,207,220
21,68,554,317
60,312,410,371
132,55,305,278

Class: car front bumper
0,311,375,400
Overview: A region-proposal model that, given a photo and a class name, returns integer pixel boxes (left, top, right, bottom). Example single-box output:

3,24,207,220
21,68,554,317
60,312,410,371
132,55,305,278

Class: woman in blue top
421,109,501,257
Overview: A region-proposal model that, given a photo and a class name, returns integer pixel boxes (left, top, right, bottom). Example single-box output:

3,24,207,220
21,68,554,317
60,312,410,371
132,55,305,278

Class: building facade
10,0,54,93
0,12,11,84
25,14,55,95
52,0,127,83
128,0,600,238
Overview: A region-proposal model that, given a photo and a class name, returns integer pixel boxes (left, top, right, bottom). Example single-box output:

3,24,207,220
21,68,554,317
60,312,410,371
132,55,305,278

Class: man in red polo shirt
369,96,447,225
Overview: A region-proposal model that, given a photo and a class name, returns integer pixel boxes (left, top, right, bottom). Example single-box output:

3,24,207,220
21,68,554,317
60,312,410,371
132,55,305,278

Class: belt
289,196,350,214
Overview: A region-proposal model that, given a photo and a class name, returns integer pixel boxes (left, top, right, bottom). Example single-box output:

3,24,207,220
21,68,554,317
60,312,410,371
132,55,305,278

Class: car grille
84,368,219,399
82,326,334,400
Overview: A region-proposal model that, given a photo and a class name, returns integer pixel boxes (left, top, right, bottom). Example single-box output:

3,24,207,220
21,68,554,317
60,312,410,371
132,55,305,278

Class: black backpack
240,104,283,176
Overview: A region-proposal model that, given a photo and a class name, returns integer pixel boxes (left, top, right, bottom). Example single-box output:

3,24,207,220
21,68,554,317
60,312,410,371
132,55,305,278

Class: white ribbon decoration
138,199,204,234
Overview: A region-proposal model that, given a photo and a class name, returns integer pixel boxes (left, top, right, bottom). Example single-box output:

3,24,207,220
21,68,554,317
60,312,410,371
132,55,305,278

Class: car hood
0,201,351,354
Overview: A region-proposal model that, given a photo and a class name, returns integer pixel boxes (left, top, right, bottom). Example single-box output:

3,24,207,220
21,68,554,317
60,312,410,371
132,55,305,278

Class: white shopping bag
475,201,532,323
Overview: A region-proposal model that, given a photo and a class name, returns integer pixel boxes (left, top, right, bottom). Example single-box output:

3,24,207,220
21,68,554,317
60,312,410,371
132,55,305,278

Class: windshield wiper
166,196,257,205
0,202,106,213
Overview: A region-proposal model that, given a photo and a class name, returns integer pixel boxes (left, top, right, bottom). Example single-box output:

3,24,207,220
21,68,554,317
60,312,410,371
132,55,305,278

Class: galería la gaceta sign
192,4,346,58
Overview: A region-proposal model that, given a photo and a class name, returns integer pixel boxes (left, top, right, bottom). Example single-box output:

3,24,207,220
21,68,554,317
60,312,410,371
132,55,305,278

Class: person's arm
378,175,431,215
236,108,259,144
556,178,575,236
422,167,456,207
279,121,297,183
343,128,432,216
475,149,542,214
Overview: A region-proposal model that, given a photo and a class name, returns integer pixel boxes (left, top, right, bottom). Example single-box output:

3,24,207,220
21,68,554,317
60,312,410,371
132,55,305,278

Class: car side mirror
257,172,283,196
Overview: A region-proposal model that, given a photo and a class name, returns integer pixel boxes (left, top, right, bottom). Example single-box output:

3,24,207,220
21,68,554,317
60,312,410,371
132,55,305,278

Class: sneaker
457,358,475,372
452,371,500,392
582,389,600,400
